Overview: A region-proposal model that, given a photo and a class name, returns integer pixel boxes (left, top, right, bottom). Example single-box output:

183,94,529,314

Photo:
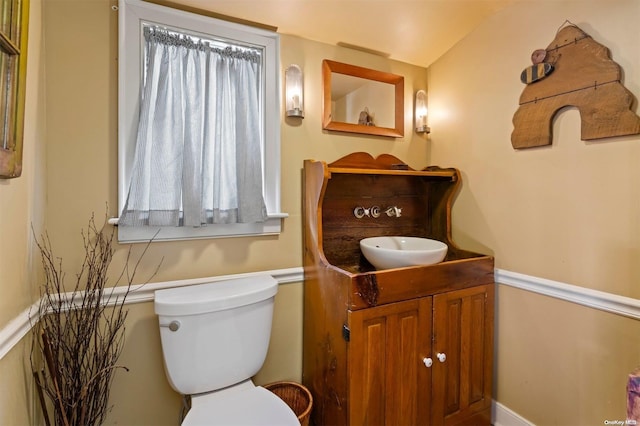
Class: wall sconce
415,89,430,133
285,64,304,118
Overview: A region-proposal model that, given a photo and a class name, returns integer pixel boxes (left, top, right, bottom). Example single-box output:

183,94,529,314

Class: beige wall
37,1,429,424
0,339,38,426
428,0,640,424
0,0,45,423
12,0,639,424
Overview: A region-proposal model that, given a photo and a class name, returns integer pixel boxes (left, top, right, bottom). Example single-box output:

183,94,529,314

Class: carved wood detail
512,25,640,149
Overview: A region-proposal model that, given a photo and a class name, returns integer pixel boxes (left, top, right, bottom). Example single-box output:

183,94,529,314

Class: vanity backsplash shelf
308,152,486,274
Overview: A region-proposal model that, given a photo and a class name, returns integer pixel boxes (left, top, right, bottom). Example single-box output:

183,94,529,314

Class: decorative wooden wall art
511,24,640,149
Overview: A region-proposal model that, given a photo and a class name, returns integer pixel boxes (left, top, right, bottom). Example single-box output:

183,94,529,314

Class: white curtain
120,26,267,227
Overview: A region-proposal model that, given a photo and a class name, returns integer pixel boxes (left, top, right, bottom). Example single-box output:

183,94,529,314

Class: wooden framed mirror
322,60,404,138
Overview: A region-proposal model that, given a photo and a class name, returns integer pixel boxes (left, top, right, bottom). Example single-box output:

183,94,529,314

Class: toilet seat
182,381,299,426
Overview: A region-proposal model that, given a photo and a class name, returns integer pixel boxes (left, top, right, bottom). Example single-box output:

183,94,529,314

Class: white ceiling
172,0,514,67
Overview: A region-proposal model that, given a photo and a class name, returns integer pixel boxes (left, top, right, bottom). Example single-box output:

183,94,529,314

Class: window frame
0,0,29,179
117,0,284,243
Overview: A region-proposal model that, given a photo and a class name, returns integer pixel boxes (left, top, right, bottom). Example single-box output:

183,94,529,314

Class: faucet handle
384,206,402,217
354,207,366,218
354,206,381,218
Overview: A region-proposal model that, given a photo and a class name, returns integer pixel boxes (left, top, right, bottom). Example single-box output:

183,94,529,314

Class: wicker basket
264,381,313,426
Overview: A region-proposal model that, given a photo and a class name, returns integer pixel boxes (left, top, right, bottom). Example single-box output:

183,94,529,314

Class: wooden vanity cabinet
431,285,494,425
302,153,495,426
348,297,432,425
348,284,493,426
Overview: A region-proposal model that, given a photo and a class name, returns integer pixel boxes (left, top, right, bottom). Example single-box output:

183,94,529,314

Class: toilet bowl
154,275,298,425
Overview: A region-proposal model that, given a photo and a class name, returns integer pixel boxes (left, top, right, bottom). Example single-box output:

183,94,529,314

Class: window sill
111,213,288,243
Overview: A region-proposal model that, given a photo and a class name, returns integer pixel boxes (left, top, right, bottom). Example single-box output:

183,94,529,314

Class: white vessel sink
360,236,448,270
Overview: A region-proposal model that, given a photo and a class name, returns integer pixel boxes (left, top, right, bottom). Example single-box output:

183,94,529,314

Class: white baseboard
493,401,535,426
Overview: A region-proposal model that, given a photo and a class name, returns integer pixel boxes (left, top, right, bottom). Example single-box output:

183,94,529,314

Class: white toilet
154,274,299,425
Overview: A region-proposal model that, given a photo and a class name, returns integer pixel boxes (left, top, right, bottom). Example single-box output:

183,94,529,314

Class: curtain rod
143,0,278,33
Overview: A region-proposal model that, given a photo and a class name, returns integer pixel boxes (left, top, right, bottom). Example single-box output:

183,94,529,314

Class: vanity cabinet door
431,284,494,426
348,297,432,426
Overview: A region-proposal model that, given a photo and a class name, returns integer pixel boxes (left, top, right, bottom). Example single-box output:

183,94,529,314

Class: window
118,0,284,243
0,0,29,179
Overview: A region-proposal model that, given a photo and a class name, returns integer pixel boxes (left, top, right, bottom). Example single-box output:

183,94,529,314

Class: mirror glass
322,60,404,138
330,74,395,128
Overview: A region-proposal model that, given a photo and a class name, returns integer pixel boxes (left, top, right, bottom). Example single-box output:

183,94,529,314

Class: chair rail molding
5,267,640,360
0,300,40,360
2,265,637,426
0,267,304,361
495,268,640,320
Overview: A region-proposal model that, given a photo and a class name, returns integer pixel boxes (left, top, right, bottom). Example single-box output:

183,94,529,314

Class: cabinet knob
437,352,446,363
422,357,433,368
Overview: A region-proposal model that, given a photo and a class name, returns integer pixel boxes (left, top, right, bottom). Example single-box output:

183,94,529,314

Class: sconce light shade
415,89,430,133
285,64,304,118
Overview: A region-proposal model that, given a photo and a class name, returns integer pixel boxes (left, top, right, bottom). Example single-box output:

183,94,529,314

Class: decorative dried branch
30,212,161,426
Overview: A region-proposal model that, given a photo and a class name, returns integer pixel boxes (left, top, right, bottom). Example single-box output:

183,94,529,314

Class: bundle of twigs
30,214,159,426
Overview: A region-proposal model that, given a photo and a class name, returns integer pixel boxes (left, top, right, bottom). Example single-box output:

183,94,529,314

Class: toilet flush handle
160,320,181,332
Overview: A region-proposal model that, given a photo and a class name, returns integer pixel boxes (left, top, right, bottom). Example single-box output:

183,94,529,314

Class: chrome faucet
353,205,401,218
385,206,402,217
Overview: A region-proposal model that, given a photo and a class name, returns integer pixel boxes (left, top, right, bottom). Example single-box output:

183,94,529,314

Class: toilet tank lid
154,274,278,316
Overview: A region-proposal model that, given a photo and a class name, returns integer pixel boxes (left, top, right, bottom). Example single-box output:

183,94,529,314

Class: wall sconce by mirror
285,64,304,118
415,89,430,134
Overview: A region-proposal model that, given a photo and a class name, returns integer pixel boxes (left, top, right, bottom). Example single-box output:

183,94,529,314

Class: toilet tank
154,275,278,395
